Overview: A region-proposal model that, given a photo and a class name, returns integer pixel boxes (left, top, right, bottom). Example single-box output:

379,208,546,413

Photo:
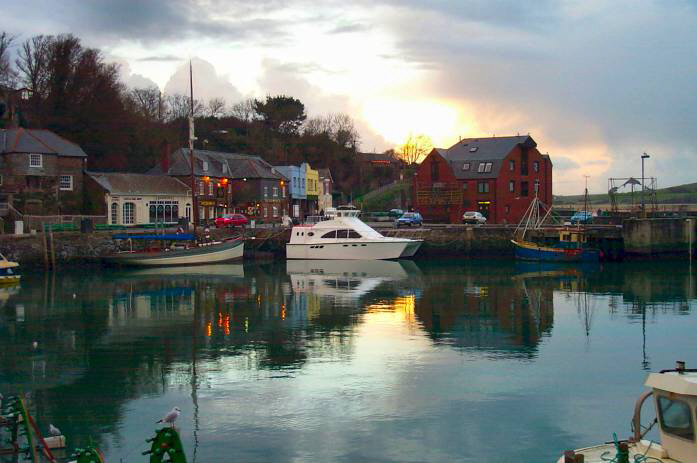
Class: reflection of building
415,271,555,353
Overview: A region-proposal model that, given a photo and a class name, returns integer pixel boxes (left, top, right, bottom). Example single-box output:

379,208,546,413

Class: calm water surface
1,259,696,462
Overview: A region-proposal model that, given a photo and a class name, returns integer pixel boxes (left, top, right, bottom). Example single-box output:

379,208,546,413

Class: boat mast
189,61,198,233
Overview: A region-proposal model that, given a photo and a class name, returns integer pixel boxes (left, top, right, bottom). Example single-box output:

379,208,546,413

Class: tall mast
189,61,198,231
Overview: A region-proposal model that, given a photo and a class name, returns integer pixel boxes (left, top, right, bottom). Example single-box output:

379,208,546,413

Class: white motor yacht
286,206,423,260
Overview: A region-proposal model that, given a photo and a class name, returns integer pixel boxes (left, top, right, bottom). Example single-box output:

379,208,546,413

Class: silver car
462,211,486,224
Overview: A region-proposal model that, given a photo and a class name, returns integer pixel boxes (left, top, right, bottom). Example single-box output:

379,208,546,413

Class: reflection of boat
512,197,600,262
287,259,414,298
104,234,244,266
558,362,697,463
0,252,21,284
121,263,244,278
286,205,422,260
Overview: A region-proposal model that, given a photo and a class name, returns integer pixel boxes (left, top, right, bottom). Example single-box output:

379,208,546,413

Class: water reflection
0,261,695,462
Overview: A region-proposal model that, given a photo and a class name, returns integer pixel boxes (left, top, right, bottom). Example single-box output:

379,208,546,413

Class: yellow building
304,163,319,215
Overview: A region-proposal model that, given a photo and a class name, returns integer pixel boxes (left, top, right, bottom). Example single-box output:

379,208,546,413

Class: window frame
59,175,73,191
509,180,515,193
122,202,135,225
478,181,490,193
29,153,42,168
657,395,695,441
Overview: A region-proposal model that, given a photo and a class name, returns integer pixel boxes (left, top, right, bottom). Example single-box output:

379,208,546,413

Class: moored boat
558,361,697,463
0,252,21,284
512,228,601,262
104,233,243,267
286,205,422,260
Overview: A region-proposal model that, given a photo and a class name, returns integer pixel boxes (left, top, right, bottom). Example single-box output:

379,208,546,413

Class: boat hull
512,240,600,262
0,263,21,284
287,239,422,260
105,239,244,267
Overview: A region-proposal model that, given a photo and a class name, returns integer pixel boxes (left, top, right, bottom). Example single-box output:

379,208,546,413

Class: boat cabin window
321,230,337,239
348,230,361,238
657,396,694,440
308,232,314,236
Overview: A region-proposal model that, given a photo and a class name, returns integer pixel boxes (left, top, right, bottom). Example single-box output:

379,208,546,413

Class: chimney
161,140,170,173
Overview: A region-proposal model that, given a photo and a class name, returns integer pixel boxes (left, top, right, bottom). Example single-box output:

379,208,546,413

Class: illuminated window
208,182,213,195
199,181,204,195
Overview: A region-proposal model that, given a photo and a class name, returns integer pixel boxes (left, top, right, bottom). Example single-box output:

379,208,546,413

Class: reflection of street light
641,152,650,214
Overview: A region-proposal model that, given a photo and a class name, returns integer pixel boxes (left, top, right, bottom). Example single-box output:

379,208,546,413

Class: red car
215,213,248,228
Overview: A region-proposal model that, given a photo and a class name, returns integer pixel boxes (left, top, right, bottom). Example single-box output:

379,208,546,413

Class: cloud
137,55,181,62
164,57,243,104
328,22,372,34
112,57,159,89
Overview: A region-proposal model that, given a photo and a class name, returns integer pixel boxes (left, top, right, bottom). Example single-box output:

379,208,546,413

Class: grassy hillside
555,182,697,205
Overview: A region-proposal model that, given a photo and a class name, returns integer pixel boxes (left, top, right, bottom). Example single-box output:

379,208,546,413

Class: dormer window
484,162,492,173
462,162,470,171
469,146,478,152
29,154,42,168
477,162,492,173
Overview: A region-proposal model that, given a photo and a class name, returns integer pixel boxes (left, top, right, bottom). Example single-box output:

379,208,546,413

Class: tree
0,32,17,87
303,113,359,149
165,93,203,121
127,86,163,122
229,98,256,122
253,95,306,135
206,97,226,118
397,133,433,164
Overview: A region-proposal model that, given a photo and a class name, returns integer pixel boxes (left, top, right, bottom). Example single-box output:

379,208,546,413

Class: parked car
395,212,423,227
569,211,593,224
462,211,487,225
389,208,404,218
215,213,249,228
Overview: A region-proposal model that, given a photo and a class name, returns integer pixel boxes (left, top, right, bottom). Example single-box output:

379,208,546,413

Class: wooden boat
512,196,600,262
558,361,697,463
104,233,244,267
0,252,21,284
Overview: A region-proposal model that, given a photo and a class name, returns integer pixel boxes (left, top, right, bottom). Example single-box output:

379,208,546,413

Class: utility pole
189,61,198,232
641,152,650,217
583,175,590,217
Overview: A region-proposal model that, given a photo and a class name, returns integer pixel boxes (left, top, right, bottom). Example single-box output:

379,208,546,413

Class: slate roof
87,172,190,196
437,135,537,180
0,128,87,157
151,148,284,180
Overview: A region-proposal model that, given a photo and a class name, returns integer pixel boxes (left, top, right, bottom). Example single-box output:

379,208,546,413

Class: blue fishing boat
0,253,20,284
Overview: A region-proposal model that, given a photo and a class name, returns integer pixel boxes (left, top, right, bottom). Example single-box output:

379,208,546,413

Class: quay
0,217,694,267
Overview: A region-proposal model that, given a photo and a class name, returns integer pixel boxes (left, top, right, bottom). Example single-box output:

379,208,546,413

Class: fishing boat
104,233,243,266
0,252,20,284
286,205,423,260
558,361,697,463
511,196,600,262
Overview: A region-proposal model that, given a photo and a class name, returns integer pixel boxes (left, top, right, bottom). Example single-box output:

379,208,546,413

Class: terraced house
413,135,553,224
0,128,86,218
152,147,287,224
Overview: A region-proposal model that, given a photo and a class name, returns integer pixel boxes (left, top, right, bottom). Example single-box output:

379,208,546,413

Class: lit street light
641,152,650,214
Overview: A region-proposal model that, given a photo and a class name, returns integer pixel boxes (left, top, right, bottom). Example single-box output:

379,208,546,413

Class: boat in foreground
286,206,422,260
0,252,21,284
558,361,697,463
105,233,244,267
512,228,600,262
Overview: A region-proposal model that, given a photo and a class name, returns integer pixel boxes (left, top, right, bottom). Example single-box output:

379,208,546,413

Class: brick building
152,148,288,224
0,128,87,216
413,135,552,224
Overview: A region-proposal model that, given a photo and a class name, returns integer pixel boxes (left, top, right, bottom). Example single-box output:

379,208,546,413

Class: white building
87,172,192,226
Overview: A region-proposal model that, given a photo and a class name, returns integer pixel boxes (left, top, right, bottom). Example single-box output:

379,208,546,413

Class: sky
4,0,697,194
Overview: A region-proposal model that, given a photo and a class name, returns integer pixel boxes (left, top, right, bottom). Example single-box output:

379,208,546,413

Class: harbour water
1,260,696,462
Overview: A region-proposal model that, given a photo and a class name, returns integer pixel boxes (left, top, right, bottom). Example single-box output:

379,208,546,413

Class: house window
478,162,485,173
463,182,468,191
199,181,204,196
509,160,515,171
263,207,268,217
273,187,278,197
208,182,213,195
431,160,439,181
202,161,209,171
533,161,540,172
521,181,529,197
505,205,511,214
222,164,228,174
123,202,135,225
282,186,286,198
478,182,489,193
509,180,515,193
228,184,232,194
462,162,470,171
111,202,118,224
59,175,73,191
29,153,42,167
272,206,278,217
484,162,492,173
534,179,540,193
186,203,191,221
264,186,268,198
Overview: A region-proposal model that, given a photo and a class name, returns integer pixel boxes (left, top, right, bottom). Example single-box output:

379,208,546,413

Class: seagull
32,341,38,350
49,424,61,436
156,407,181,427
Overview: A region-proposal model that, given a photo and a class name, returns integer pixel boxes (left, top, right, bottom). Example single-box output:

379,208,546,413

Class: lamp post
641,152,650,215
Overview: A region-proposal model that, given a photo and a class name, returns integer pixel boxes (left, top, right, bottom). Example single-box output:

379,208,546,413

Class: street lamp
641,152,650,214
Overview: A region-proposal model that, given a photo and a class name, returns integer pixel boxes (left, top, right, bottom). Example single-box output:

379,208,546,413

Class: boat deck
556,440,680,463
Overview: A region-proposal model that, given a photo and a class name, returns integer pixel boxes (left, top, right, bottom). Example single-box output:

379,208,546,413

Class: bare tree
397,133,433,164
207,97,226,118
304,112,360,149
165,93,203,121
127,86,162,121
229,98,257,122
15,35,50,95
0,32,17,87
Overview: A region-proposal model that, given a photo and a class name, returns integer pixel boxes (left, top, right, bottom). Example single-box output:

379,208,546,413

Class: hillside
554,182,697,205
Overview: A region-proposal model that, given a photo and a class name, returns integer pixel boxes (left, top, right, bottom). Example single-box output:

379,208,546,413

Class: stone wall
623,218,696,258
